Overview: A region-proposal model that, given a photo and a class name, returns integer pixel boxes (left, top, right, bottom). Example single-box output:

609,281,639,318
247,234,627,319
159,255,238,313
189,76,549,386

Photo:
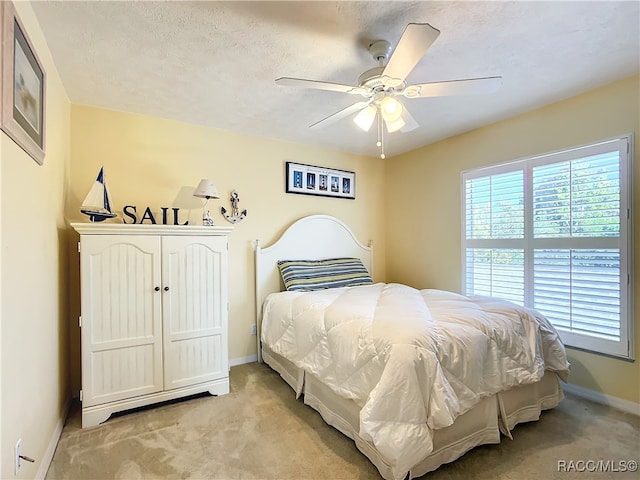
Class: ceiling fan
275,23,502,158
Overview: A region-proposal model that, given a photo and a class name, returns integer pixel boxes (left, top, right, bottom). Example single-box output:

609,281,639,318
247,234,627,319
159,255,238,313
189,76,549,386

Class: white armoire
72,223,233,427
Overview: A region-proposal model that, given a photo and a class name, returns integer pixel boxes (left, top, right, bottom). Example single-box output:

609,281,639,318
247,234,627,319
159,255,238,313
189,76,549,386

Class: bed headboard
254,214,373,361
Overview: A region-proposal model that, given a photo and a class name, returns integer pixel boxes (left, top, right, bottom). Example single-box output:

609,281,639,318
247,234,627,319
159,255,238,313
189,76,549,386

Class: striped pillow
277,258,373,291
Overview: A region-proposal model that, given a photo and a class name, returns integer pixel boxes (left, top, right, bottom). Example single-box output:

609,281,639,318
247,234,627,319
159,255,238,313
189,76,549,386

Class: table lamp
193,178,220,226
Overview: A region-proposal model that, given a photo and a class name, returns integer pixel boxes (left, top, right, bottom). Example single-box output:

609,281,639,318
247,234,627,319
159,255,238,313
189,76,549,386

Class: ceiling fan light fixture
380,96,403,122
353,104,377,131
383,115,406,133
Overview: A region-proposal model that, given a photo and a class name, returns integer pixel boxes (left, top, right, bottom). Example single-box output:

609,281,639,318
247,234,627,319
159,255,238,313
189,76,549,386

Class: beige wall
67,105,386,390
385,74,640,405
0,2,71,478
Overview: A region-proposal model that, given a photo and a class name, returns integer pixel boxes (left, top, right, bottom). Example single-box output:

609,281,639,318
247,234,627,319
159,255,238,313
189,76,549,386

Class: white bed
255,215,569,480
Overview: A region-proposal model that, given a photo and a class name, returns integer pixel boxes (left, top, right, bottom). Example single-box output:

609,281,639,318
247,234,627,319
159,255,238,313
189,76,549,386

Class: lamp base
203,210,214,226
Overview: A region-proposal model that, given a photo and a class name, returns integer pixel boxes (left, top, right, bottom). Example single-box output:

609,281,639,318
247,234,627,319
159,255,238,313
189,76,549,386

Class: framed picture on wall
286,162,355,200
1,1,46,165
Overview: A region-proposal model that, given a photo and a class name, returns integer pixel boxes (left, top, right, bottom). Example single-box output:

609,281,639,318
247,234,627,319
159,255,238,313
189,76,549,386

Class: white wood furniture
72,223,233,428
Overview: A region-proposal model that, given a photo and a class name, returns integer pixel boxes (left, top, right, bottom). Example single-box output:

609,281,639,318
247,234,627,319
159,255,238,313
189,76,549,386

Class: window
462,135,633,359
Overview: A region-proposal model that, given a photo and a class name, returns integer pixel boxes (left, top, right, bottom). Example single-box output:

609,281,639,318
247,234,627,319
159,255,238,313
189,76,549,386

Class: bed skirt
262,344,564,480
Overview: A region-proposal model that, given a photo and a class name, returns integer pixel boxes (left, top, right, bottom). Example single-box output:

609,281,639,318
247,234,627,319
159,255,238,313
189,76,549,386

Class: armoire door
80,235,164,407
162,236,229,390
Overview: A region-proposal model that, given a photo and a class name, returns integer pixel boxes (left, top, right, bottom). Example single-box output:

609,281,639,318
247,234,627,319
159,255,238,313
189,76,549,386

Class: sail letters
122,206,189,225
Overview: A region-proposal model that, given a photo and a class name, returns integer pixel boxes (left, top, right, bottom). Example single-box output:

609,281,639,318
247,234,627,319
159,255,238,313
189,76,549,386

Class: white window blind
465,248,524,304
465,171,524,239
462,135,633,359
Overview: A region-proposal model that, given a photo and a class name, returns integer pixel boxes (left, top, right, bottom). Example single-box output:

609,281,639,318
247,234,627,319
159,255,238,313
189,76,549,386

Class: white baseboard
230,354,258,367
563,383,640,416
36,396,71,479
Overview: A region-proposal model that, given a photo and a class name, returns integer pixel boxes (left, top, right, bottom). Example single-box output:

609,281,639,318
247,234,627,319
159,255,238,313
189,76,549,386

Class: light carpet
46,363,640,480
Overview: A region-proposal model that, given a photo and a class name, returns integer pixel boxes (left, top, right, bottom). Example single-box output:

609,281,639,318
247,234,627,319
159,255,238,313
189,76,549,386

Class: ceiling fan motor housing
359,40,405,93
368,39,392,62
358,66,386,89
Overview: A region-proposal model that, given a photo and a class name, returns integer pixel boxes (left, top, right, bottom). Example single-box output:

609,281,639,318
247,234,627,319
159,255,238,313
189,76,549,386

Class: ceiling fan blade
400,106,419,132
309,101,372,129
382,23,440,84
276,77,367,95
403,76,503,98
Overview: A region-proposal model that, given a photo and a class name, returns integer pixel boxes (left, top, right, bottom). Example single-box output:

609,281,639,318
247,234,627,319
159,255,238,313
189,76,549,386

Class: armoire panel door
162,235,229,390
80,235,164,407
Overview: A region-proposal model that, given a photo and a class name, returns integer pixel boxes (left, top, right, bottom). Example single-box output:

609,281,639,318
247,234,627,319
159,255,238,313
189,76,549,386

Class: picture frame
1,1,45,165
286,161,356,200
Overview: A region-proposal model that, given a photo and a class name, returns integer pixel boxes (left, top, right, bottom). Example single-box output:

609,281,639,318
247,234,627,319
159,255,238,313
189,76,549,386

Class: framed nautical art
1,1,46,165
286,162,355,200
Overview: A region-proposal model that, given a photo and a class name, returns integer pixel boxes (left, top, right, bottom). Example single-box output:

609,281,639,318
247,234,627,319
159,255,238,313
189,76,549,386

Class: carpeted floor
46,362,640,480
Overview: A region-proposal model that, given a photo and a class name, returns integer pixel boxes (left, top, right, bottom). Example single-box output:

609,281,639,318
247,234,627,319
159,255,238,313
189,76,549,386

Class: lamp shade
383,115,406,133
380,96,403,122
353,104,377,132
193,179,219,199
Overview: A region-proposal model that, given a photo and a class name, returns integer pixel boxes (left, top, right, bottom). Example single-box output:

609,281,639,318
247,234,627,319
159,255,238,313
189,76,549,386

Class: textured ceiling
32,1,640,159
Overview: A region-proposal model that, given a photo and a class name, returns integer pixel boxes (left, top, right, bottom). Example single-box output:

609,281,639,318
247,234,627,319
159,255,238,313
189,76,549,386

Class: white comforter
261,283,570,478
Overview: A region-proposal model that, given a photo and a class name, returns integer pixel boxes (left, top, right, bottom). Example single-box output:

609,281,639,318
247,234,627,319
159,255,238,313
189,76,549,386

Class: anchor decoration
221,190,247,224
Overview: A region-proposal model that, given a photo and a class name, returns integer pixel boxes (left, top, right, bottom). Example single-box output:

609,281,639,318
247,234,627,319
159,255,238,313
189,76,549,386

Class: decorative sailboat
80,166,117,222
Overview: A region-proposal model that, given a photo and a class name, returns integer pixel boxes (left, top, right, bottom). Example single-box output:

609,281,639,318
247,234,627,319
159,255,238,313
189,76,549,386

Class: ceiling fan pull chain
376,105,384,158
376,108,382,149
377,107,385,159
